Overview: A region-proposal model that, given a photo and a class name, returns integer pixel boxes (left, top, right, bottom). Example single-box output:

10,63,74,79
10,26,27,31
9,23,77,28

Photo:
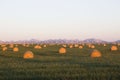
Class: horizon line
0,38,119,42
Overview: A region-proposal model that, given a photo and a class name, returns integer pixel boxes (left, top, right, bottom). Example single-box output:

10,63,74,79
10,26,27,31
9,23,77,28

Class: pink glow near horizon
0,0,120,41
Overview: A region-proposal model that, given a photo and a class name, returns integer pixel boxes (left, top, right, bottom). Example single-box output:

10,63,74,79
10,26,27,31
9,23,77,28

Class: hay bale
23,44,26,47
13,47,19,52
59,47,66,54
26,44,29,47
103,44,106,47
74,44,79,48
34,45,42,49
15,44,18,47
9,44,14,48
69,45,73,48
43,45,47,47
118,44,120,46
23,51,34,59
111,46,118,51
2,47,7,51
91,45,95,49
63,44,67,48
1,44,6,47
91,49,102,58
79,46,83,49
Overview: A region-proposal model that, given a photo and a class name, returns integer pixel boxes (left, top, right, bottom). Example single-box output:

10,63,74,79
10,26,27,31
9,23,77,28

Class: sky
0,0,120,41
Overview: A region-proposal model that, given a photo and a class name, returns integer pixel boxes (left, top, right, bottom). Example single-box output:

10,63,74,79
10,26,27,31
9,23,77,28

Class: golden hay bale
1,44,6,47
91,45,95,49
87,44,91,48
34,45,38,49
34,45,42,49
91,49,102,58
103,44,106,47
13,47,19,52
63,44,67,48
118,44,120,46
38,46,42,49
59,47,66,54
2,47,7,51
23,51,34,59
23,44,26,47
26,44,29,47
9,44,14,48
79,46,83,49
111,46,118,51
74,44,79,48
43,45,47,47
15,44,18,47
69,45,73,48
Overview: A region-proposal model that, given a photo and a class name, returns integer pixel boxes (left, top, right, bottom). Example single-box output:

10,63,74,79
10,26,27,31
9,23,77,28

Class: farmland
0,44,120,80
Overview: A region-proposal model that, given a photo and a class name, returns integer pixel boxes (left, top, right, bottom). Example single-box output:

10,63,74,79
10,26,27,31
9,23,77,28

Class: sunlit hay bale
87,44,91,48
74,44,79,48
59,47,66,54
34,45,39,49
2,47,7,51
15,44,18,47
103,44,107,47
1,44,6,48
43,45,47,48
69,45,73,48
22,44,26,47
91,45,95,49
25,44,29,47
79,46,83,49
82,44,85,46
63,44,67,48
23,51,34,59
111,46,118,51
91,49,102,58
118,44,120,46
9,44,14,48
88,45,91,48
34,45,42,49
38,45,42,49
13,47,19,52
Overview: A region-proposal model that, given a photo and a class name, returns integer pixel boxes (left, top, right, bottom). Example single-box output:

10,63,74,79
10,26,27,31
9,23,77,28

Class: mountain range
0,38,119,44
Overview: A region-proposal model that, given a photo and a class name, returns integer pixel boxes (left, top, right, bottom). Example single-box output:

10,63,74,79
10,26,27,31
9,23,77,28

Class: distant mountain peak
0,38,119,44
83,38,107,43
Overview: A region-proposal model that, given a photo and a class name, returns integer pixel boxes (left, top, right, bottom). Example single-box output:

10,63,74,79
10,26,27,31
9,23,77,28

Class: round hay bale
91,49,102,58
59,47,66,54
91,45,95,49
103,44,106,47
69,45,73,48
118,44,120,46
111,46,118,51
1,44,6,48
13,47,19,52
63,44,67,48
74,44,79,48
23,51,34,59
2,47,7,51
23,44,26,47
15,44,18,47
79,46,83,49
34,45,42,49
43,45,47,47
26,44,29,47
9,44,14,48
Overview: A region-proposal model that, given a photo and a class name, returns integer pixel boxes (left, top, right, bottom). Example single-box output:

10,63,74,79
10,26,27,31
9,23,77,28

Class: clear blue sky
0,0,120,41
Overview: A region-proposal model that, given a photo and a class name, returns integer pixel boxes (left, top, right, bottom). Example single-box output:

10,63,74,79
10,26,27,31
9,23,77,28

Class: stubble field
0,44,120,80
